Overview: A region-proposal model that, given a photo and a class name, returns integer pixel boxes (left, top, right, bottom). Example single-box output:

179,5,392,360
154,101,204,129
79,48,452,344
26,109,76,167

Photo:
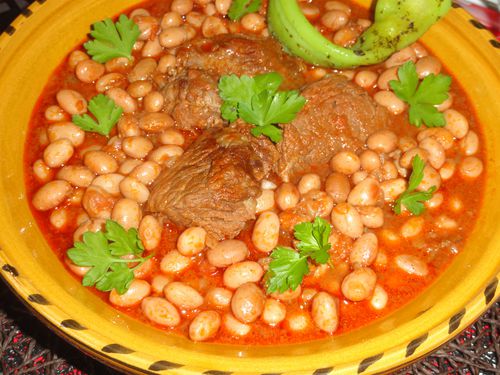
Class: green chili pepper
268,0,451,68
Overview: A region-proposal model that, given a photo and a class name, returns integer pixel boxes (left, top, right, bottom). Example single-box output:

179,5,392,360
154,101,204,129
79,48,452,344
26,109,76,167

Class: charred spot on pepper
269,0,452,67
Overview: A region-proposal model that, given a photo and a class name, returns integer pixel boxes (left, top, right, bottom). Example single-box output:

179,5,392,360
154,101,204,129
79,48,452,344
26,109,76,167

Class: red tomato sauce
23,0,486,344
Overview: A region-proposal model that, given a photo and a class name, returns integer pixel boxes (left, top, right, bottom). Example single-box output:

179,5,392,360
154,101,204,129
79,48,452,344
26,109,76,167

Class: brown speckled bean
122,136,154,159
350,232,378,266
177,227,206,256
56,90,87,115
32,180,72,211
164,281,203,309
223,261,264,289
57,165,94,188
325,172,350,203
330,151,360,175
341,267,376,301
261,299,286,326
367,130,398,153
160,250,191,274
311,291,339,333
331,203,363,238
109,279,151,307
141,297,180,327
139,215,162,250
205,287,233,309
231,283,265,323
252,212,280,252
111,198,142,229
47,122,85,147
347,178,380,206
459,156,483,179
395,254,428,276
189,311,221,341
75,60,105,83
84,150,118,175
43,139,74,168
207,239,249,268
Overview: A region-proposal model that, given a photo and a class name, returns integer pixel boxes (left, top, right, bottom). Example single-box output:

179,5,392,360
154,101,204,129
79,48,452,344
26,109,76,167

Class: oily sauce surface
23,0,486,344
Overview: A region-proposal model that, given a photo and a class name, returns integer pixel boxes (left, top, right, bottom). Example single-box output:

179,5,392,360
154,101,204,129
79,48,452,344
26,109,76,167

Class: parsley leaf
218,72,306,143
228,0,262,21
266,247,309,294
67,220,150,295
219,74,257,103
390,61,419,101
390,61,451,128
69,231,112,270
294,217,331,264
253,71,283,92
84,14,140,63
265,217,332,293
105,220,144,256
264,90,307,124
395,187,436,215
394,155,436,215
72,94,123,136
407,154,426,191
250,124,283,143
95,263,135,294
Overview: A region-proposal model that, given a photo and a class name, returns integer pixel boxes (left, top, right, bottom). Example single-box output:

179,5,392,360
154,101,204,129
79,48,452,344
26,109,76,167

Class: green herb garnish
67,220,150,294
72,94,123,136
218,72,306,143
390,61,451,128
394,155,436,215
294,219,332,264
228,0,262,21
266,217,331,293
265,247,309,294
84,14,140,63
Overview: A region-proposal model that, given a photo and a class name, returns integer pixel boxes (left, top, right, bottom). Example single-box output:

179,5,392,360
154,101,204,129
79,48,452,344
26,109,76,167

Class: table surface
0,1,499,374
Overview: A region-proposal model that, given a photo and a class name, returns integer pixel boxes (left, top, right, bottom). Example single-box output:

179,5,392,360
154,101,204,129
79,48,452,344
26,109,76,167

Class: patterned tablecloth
0,1,499,374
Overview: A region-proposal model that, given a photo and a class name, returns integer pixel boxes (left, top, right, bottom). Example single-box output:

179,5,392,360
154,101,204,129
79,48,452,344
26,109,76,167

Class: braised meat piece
147,124,278,240
177,33,306,89
159,34,306,132
277,75,390,181
161,69,223,131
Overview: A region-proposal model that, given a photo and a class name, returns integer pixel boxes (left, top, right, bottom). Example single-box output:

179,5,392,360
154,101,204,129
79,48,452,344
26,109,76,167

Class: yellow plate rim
0,2,499,374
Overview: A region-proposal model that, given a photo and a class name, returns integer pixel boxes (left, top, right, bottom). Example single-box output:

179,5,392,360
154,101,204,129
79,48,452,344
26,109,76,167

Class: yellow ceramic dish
0,1,498,374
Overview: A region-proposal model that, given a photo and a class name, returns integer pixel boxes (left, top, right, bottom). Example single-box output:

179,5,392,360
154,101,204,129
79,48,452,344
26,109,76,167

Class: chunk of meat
177,34,306,89
147,124,278,240
161,69,223,131
159,34,306,132
277,75,390,181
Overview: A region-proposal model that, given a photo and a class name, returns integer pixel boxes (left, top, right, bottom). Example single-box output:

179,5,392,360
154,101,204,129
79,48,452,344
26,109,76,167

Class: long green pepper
268,0,451,68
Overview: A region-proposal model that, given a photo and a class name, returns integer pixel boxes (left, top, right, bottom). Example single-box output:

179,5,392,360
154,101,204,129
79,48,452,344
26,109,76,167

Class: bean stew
24,0,485,344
